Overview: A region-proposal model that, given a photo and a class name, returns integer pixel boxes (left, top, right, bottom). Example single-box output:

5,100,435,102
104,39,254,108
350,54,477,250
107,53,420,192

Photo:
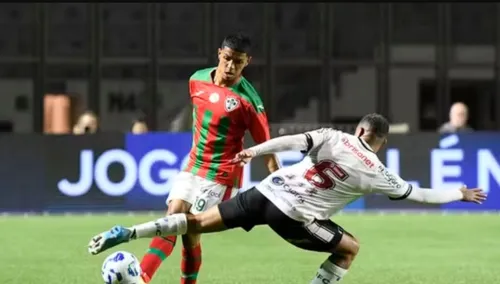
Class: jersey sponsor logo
225,97,239,112
266,175,306,204
206,189,222,199
286,187,305,204
341,137,375,169
272,176,285,185
377,165,403,189
257,105,264,111
193,90,204,96
267,185,301,211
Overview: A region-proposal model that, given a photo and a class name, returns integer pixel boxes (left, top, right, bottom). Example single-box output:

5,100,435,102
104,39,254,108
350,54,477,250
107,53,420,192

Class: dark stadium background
0,4,498,284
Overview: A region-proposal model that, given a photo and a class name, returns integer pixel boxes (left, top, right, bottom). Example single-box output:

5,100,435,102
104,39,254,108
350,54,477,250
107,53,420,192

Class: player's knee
343,235,360,260
185,214,203,234
334,233,360,261
349,236,360,257
328,235,359,269
167,200,191,215
182,233,201,248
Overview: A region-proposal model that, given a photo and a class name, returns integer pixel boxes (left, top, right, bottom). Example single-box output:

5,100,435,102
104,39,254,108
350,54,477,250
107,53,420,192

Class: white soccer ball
101,251,142,284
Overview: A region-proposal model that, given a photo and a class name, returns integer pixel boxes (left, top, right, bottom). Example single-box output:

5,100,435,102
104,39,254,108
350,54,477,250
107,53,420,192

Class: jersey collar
358,137,374,153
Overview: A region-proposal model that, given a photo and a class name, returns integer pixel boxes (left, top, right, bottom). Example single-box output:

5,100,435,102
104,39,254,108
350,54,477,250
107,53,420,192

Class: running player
138,33,280,284
89,113,486,283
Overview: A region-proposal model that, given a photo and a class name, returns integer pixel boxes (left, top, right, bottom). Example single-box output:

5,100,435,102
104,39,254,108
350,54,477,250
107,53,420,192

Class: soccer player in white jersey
89,113,486,283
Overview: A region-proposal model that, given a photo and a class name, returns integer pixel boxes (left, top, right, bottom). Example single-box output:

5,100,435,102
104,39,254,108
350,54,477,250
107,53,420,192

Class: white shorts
166,171,238,214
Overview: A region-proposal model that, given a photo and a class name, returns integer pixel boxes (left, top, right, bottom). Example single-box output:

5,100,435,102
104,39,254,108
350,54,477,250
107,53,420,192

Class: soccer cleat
88,226,133,255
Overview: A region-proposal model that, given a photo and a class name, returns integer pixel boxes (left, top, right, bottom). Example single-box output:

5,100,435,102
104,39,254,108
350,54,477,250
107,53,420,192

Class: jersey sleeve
188,79,193,97
370,165,413,200
301,128,337,154
247,105,271,144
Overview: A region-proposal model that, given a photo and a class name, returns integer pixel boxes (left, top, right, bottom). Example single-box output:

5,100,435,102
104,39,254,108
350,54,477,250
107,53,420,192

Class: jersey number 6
304,160,349,189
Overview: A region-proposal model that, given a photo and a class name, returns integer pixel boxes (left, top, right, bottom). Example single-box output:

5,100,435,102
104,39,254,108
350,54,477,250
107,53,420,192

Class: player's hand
231,149,256,166
459,185,487,204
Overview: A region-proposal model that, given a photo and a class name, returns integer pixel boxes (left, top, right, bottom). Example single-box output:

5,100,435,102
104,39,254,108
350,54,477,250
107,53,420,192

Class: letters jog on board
48,133,500,212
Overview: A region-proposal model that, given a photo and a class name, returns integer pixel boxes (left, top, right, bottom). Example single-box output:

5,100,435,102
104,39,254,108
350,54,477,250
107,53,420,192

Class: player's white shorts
166,171,238,214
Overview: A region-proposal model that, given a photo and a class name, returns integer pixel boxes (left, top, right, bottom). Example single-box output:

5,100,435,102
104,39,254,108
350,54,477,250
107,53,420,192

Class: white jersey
255,128,412,223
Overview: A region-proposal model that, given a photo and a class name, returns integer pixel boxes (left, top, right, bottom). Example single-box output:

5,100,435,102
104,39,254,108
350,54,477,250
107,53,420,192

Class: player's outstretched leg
140,200,189,283
88,206,228,255
310,232,360,283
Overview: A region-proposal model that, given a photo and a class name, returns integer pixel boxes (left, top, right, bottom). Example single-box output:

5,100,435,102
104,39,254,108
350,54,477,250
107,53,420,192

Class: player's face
217,47,251,81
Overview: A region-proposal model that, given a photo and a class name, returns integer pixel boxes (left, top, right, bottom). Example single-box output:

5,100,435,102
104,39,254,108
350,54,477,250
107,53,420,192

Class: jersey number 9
304,160,349,189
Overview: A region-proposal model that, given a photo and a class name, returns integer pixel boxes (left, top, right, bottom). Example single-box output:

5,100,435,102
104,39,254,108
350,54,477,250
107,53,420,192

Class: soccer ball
101,251,142,284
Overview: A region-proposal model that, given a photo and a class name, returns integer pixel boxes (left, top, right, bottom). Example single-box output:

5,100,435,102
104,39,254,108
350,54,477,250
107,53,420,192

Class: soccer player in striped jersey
138,33,280,284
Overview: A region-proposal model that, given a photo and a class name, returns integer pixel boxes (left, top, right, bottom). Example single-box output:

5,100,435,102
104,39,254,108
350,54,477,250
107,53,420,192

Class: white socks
310,259,348,283
129,213,188,239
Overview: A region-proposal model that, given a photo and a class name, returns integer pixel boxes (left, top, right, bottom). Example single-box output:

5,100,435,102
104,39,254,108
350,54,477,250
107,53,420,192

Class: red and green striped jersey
184,67,271,188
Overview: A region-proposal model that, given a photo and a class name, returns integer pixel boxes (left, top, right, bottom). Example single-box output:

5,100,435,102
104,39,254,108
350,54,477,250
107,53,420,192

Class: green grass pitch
0,213,497,284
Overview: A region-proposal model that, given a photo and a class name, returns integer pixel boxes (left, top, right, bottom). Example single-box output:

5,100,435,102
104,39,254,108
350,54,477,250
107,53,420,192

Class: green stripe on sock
147,248,167,261
181,272,199,280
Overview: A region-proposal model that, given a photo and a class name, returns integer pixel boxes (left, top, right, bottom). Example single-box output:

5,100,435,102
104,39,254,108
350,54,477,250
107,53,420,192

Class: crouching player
89,114,486,283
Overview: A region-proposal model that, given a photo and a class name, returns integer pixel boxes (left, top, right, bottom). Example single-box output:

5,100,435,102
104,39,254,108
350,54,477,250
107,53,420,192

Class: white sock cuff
163,213,188,235
322,259,348,278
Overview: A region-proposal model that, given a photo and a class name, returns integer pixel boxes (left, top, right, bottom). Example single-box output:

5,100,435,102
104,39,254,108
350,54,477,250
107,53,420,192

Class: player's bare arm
246,106,280,173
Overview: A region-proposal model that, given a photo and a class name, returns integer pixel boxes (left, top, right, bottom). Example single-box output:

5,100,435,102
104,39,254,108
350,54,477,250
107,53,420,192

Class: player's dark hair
358,113,389,138
221,32,252,54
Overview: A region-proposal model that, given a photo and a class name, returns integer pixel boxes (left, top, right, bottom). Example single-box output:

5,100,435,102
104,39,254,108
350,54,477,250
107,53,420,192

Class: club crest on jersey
225,97,239,112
